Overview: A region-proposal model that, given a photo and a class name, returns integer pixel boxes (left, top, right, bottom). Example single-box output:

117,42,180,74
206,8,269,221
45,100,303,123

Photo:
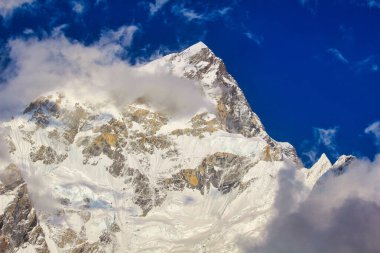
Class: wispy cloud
365,121,380,147
353,55,379,73
335,27,378,73
0,0,35,18
315,127,338,147
298,0,319,14
98,25,139,52
355,0,380,8
244,32,264,47
368,0,380,8
148,0,171,16
326,47,378,73
298,0,309,5
217,7,232,16
71,0,86,15
171,4,232,23
302,127,339,165
174,6,203,21
134,44,174,64
327,48,349,64
95,0,107,5
302,147,318,165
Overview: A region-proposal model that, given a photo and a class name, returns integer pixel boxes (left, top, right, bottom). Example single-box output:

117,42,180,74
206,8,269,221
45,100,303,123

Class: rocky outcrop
61,104,89,144
24,95,61,127
125,168,166,216
171,112,219,138
123,105,168,135
161,152,255,195
0,164,49,253
30,145,67,164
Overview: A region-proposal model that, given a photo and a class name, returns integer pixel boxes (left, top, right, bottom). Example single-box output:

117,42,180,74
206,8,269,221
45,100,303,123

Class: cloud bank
242,155,380,253
0,29,212,119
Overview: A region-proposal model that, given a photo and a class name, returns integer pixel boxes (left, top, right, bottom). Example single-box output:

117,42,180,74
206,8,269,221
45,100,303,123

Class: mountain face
0,42,346,252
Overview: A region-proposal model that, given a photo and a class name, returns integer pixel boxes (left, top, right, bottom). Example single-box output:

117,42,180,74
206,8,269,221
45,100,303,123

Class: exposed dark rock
62,104,88,144
99,232,112,245
71,242,104,253
128,168,166,216
30,145,67,164
0,165,49,253
24,96,60,127
109,222,121,233
161,152,255,196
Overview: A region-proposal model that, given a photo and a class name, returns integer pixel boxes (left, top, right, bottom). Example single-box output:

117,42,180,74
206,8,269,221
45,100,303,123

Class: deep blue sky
1,0,379,165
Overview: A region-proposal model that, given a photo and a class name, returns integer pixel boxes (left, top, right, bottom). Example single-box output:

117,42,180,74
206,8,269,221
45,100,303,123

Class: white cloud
326,49,378,73
23,28,34,35
0,30,212,120
0,0,35,18
244,32,264,47
298,0,319,14
302,127,339,164
98,25,139,51
365,121,380,147
366,0,380,8
242,154,380,253
353,55,379,73
328,48,349,64
134,44,173,64
172,4,203,21
148,0,171,16
95,0,107,6
217,7,232,16
171,4,231,22
72,1,85,14
299,0,309,5
302,147,318,164
316,127,339,157
315,127,338,147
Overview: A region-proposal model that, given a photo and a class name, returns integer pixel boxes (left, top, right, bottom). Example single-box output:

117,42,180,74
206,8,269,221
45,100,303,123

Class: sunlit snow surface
0,42,327,252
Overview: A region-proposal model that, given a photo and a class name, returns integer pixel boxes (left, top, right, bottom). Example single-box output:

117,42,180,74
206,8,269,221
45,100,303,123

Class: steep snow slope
0,42,329,252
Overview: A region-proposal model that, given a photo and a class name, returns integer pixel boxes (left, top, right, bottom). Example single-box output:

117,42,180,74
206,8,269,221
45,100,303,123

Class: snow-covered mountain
0,42,349,252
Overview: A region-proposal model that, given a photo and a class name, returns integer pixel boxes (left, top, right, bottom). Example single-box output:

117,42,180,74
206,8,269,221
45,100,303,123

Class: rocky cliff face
0,164,48,253
0,42,332,252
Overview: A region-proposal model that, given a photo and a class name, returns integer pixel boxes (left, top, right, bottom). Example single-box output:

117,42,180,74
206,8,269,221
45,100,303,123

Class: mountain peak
309,153,332,171
318,153,331,164
304,153,332,189
184,41,209,53
332,155,356,172
177,41,212,59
